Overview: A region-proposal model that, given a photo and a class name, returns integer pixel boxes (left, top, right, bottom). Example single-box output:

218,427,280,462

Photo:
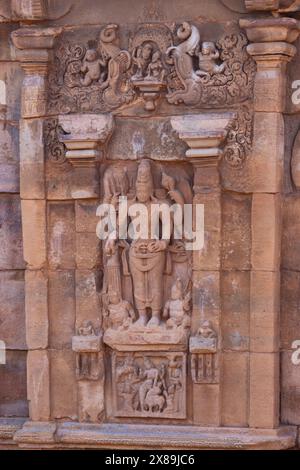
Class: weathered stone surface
21,200,46,269
250,271,280,353
49,270,75,350
281,270,300,350
50,350,77,421
282,195,300,271
78,381,104,423
25,270,48,350
27,350,50,422
0,122,19,193
251,193,281,271
222,192,251,270
193,192,221,271
281,350,300,425
221,271,250,351
246,112,284,193
0,351,28,417
249,352,279,428
109,117,187,161
76,233,101,269
19,119,45,199
193,384,220,426
75,270,101,330
75,200,99,233
192,271,220,333
48,201,76,269
0,271,25,350
221,352,249,427
0,195,24,270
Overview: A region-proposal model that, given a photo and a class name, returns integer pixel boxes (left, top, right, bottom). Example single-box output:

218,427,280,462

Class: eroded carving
102,160,193,350
163,279,191,330
112,352,186,418
44,118,68,165
189,321,219,384
167,25,256,107
72,321,103,381
48,22,255,113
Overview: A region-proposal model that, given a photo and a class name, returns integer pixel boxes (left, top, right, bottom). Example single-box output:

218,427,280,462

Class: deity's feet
147,316,161,328
134,315,148,327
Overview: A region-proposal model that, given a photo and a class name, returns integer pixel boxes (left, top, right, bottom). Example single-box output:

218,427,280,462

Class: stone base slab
13,421,297,450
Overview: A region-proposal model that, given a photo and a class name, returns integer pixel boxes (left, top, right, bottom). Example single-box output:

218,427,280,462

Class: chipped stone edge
11,421,298,450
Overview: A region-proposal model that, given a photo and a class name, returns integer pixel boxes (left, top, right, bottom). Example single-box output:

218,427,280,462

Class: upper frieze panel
48,21,256,115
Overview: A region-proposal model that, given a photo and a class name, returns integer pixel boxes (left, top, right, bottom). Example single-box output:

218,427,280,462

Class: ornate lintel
170,113,236,165
58,114,114,167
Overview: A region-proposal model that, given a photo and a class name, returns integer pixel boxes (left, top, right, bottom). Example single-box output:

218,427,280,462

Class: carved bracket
189,321,219,384
72,321,103,381
58,114,114,167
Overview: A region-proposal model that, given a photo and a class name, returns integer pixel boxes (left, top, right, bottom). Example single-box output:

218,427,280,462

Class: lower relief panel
111,352,187,420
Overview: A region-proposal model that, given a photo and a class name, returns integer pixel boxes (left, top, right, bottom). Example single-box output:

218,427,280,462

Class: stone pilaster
171,113,235,426
12,25,61,423
240,17,300,428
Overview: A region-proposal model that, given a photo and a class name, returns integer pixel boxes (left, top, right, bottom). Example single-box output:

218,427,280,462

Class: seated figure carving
163,279,191,329
196,42,225,77
105,291,135,330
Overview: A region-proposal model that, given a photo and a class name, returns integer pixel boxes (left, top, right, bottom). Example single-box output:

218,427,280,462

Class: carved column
12,25,61,425
57,114,114,423
240,17,300,428
171,113,235,426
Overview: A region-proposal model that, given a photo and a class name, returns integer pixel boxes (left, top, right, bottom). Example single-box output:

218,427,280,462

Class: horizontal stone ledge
14,421,297,450
0,418,26,443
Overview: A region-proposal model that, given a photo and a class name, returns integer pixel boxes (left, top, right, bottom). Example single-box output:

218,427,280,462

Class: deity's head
141,42,153,60
136,159,154,203
171,278,183,300
201,42,216,56
79,320,94,335
152,50,161,63
144,357,153,369
198,320,214,338
109,290,120,305
85,49,97,62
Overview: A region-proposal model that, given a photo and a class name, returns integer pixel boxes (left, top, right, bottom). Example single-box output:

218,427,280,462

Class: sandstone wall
0,14,28,418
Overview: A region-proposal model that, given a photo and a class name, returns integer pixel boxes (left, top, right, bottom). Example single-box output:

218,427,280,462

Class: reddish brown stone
221,352,249,427
49,270,75,350
221,271,250,351
50,350,77,421
0,351,28,418
0,271,25,350
222,193,251,270
0,196,24,270
48,201,76,270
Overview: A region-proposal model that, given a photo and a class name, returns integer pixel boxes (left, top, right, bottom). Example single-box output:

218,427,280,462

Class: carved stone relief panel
112,352,187,419
48,22,255,113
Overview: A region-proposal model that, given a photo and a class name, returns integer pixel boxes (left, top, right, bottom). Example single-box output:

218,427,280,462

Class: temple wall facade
0,0,300,449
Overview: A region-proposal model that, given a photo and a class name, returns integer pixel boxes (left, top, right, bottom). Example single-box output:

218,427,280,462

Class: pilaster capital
170,113,236,167
58,114,115,167
240,18,300,63
12,26,62,65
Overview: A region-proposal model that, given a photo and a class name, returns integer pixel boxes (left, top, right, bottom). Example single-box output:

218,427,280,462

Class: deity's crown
136,159,154,191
